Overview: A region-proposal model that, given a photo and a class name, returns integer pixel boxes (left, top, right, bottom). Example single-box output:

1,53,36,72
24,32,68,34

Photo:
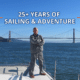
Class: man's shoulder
37,34,42,36
30,34,42,37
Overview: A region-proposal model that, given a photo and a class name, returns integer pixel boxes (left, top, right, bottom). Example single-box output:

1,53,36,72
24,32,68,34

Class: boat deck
0,64,53,80
24,64,53,80
0,65,28,75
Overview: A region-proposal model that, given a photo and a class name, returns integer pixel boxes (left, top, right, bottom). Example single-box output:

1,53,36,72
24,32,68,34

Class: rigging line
0,47,29,64
11,31,26,38
53,29,73,37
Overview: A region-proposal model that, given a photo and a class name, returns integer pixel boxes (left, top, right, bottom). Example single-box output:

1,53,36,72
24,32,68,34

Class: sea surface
0,42,80,80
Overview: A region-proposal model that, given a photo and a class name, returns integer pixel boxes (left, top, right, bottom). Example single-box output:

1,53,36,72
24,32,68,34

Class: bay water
0,42,80,80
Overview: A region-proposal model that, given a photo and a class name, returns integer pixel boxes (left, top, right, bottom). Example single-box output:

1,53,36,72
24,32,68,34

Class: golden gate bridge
1,28,80,43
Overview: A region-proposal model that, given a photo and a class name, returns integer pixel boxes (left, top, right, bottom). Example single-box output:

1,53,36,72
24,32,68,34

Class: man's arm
30,35,41,44
37,35,44,46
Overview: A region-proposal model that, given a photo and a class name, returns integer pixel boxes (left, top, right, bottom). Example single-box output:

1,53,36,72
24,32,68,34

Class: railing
54,61,56,80
78,74,80,80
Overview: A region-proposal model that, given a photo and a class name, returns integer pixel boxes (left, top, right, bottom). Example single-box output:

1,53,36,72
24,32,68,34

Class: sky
0,0,80,43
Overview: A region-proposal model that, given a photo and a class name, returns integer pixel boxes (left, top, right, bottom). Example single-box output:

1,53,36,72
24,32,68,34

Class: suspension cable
11,31,25,38
53,29,73,37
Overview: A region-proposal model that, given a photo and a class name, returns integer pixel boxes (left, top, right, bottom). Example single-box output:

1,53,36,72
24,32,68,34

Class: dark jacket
30,34,44,53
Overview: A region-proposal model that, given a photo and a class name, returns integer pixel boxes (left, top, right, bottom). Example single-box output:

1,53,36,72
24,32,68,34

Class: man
29,27,46,78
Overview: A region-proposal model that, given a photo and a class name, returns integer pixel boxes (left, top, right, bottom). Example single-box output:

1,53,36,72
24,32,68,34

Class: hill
0,37,9,42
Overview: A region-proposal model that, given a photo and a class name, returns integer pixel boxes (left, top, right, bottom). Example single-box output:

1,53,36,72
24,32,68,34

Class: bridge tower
73,28,75,43
9,31,11,42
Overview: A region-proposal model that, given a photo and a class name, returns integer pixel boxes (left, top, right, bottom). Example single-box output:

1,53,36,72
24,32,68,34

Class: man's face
33,28,38,35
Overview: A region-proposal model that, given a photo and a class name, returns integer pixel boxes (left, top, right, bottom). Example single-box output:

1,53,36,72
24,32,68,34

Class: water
0,42,80,80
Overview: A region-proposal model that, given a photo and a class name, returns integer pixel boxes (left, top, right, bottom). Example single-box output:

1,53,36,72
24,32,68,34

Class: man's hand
37,39,42,43
37,40,42,46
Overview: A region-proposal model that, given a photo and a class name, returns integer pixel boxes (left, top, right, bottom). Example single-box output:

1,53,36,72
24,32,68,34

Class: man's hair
33,27,38,31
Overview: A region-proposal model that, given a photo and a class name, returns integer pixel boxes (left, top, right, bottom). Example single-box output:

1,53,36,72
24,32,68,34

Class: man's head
33,27,38,35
